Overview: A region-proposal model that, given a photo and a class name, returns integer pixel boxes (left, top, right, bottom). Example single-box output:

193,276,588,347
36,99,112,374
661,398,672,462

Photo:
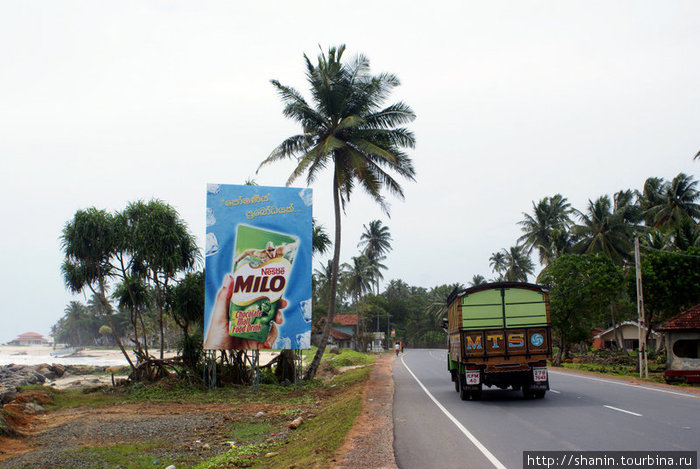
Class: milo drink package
229,224,299,342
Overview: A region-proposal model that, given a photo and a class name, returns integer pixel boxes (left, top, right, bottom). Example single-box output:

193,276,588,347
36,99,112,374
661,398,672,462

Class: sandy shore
0,345,279,367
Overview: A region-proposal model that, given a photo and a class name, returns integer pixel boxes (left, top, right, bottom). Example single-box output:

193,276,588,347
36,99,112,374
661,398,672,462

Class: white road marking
549,369,699,399
604,405,642,417
400,355,506,469
550,389,561,394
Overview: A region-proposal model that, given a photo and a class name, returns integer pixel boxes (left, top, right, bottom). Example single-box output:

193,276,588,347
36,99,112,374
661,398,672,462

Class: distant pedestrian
400,342,404,354
394,342,400,357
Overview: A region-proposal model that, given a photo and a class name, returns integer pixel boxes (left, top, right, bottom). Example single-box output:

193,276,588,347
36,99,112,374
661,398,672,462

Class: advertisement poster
204,184,312,350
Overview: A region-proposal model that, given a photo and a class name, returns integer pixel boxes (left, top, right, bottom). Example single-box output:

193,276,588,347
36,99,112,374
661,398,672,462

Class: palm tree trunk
304,173,342,380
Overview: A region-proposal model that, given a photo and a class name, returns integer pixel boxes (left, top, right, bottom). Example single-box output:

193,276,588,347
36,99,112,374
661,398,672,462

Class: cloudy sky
1,1,698,344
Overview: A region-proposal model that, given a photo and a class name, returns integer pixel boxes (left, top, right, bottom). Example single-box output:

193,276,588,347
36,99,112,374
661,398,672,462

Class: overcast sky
1,1,698,344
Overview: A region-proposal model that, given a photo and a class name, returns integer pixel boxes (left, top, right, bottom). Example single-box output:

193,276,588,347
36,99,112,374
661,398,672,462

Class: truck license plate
533,368,547,382
466,371,480,385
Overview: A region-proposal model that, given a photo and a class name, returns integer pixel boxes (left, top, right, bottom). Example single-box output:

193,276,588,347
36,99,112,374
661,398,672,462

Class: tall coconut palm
469,275,487,287
489,251,507,278
650,173,700,229
426,283,464,319
258,45,416,379
571,196,633,265
637,177,666,227
312,218,332,256
358,220,392,294
503,246,535,282
518,194,573,265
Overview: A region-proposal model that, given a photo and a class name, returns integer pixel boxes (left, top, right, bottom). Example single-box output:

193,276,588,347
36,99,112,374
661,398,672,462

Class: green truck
446,282,552,400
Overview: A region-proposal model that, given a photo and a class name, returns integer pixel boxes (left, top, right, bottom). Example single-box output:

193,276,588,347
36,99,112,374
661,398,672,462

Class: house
310,315,356,350
329,328,353,350
658,305,700,384
8,332,50,346
333,314,358,336
331,314,358,349
592,321,662,352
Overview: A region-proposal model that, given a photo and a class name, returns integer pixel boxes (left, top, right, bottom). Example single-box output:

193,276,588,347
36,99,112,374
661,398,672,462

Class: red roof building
659,305,700,331
9,332,50,345
333,314,358,326
659,304,700,384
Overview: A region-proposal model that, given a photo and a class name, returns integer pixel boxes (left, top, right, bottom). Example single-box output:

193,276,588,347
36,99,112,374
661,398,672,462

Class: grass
18,385,125,409
67,441,172,468
15,349,377,468
228,421,277,443
194,366,373,469
253,367,370,469
557,361,667,383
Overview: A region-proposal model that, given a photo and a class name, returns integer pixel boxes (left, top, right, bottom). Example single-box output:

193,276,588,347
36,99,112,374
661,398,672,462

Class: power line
639,245,700,259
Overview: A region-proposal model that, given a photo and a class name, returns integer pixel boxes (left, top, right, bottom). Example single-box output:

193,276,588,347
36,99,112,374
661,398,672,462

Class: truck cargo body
446,282,552,400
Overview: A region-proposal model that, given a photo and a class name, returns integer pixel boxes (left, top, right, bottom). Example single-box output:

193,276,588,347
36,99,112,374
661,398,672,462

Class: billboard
203,184,312,350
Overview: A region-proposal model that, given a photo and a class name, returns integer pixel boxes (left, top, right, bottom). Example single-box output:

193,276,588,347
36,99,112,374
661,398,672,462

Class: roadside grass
549,348,669,384
14,351,376,468
66,441,172,468
227,421,276,443
557,362,667,383
195,365,372,469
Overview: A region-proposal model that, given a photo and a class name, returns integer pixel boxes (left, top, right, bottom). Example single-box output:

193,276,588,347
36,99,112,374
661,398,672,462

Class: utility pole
634,237,648,378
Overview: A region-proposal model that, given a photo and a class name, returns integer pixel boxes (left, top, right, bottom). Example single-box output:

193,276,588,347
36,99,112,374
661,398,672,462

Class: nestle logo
261,267,285,275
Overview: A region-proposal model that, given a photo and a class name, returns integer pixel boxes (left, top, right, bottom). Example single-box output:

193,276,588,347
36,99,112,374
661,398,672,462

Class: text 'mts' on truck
446,282,552,400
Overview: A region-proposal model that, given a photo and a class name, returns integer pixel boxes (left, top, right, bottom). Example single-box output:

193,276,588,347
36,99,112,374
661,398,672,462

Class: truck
446,282,552,400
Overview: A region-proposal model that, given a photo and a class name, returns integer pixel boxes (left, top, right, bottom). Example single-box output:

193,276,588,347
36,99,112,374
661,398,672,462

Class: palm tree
571,196,633,265
650,173,700,229
489,251,507,278
258,45,416,379
342,255,374,301
637,177,666,227
358,220,392,258
469,275,487,287
312,218,332,256
358,220,392,294
518,194,573,265
426,283,464,318
503,246,535,282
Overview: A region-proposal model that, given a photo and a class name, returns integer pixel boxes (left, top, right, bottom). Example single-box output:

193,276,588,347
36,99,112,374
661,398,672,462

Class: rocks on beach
0,363,124,404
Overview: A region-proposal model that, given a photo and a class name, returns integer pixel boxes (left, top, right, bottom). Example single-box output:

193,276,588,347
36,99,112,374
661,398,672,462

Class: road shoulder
333,353,397,469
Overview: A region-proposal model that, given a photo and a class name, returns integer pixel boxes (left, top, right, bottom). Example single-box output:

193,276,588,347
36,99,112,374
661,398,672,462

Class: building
332,314,358,337
658,305,700,384
592,321,662,351
329,328,353,349
8,332,50,346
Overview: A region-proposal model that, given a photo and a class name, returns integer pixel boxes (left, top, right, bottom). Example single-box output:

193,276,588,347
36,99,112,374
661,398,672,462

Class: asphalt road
393,349,699,469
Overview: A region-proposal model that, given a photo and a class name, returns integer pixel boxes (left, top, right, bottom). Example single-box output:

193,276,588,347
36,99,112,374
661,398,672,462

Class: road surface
393,349,699,469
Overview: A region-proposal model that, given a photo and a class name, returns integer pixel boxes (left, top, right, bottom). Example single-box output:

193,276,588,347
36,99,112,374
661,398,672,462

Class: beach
0,345,278,367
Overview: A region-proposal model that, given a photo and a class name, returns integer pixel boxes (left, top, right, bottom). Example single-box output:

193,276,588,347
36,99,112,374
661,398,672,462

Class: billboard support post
204,350,217,390
294,349,303,391
251,350,260,392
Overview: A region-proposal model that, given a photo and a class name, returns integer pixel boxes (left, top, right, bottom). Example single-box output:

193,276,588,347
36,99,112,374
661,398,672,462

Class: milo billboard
203,184,312,350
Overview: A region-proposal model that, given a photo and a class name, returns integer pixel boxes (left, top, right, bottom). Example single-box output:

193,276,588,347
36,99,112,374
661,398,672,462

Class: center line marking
400,355,506,469
550,390,561,394
604,405,642,417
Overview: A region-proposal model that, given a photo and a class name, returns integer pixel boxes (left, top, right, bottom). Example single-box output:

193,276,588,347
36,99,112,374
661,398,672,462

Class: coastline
0,345,278,367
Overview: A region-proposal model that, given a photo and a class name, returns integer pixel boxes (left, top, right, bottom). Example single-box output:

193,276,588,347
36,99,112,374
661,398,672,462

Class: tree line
485,173,699,364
